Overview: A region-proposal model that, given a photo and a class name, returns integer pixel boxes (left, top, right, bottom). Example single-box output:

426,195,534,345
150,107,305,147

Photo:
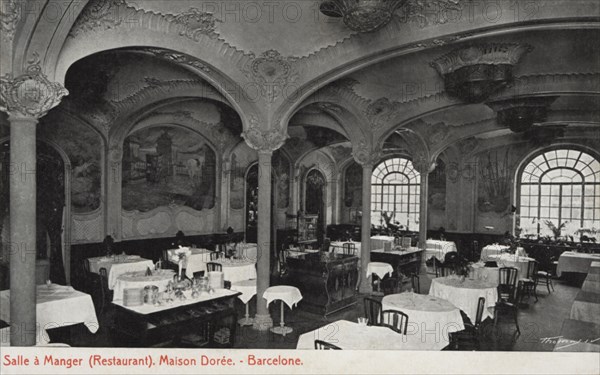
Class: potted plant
544,220,568,240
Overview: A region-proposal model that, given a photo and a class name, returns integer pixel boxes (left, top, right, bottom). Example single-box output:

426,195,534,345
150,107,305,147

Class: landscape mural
121,126,216,212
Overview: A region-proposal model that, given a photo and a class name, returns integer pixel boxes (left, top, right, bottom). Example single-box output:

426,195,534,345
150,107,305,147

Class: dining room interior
0,0,599,357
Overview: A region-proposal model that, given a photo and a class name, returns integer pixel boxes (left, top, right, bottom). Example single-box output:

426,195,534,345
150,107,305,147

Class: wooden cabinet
111,291,240,348
286,252,358,316
371,249,423,276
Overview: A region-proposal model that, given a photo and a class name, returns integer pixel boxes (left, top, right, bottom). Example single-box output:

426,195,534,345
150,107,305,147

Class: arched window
371,157,420,229
519,149,600,237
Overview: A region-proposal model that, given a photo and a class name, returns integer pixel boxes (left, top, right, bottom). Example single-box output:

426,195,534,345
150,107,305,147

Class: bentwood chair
342,242,357,256
210,251,222,261
381,309,409,335
495,271,521,334
519,260,539,303
98,267,113,314
206,262,222,272
363,297,383,326
536,251,555,294
450,297,486,350
314,340,342,350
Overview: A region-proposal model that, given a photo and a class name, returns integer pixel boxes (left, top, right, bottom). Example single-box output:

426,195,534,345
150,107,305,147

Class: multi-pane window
371,158,420,229
519,149,600,237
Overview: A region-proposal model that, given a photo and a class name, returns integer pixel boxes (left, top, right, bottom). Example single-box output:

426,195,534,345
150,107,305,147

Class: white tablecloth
382,292,464,344
263,285,302,309
370,236,395,251
480,245,526,261
429,276,498,323
112,269,175,302
214,259,256,283
88,255,154,290
231,279,257,304
330,241,361,257
570,291,600,324
487,253,536,279
296,320,446,351
425,240,458,262
167,248,212,278
366,262,394,279
582,279,600,294
557,252,600,277
0,285,99,345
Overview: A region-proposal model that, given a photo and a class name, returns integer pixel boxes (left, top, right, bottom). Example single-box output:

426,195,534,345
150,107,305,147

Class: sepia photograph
0,0,599,374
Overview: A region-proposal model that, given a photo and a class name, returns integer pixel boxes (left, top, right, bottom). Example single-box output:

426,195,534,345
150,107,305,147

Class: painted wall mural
428,158,446,211
477,148,512,213
229,152,246,210
39,119,102,213
273,152,290,209
121,126,216,212
344,162,363,208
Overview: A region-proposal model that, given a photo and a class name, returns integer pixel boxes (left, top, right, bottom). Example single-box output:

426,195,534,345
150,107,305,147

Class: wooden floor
62,274,583,351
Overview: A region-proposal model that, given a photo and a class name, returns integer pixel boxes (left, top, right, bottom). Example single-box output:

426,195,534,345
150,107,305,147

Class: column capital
352,140,381,167
0,58,68,119
413,155,436,175
241,117,288,153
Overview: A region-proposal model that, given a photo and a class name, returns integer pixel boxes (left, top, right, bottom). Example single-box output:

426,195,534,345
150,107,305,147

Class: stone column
358,162,374,293
352,141,381,293
414,157,435,273
242,125,287,330
1,62,69,346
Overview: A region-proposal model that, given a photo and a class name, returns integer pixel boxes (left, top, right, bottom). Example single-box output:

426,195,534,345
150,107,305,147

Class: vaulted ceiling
1,0,598,164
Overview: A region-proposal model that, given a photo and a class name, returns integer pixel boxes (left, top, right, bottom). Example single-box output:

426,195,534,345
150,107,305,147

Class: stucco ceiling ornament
430,43,533,103
400,0,463,28
320,0,405,33
352,140,381,166
0,54,69,119
143,48,211,73
240,50,298,104
427,122,449,145
457,137,479,156
69,0,126,37
172,8,221,41
0,0,21,41
365,97,401,129
242,115,289,152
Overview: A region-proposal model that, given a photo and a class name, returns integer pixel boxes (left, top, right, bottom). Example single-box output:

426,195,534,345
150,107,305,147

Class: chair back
525,260,539,280
381,277,399,295
363,297,383,326
443,251,459,264
206,262,222,272
342,242,356,256
162,249,170,263
83,259,91,273
498,267,518,302
474,297,485,328
411,274,420,294
381,309,409,334
322,238,331,252
314,340,341,350
210,251,222,261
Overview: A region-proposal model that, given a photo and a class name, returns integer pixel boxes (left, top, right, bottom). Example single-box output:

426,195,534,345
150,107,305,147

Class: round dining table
486,253,536,279
382,292,465,345
214,259,257,283
429,276,498,323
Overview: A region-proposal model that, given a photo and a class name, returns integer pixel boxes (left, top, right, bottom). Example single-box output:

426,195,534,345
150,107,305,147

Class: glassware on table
357,317,368,326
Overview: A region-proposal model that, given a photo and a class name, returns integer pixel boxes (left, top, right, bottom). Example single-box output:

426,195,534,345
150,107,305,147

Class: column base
358,279,373,294
252,314,273,331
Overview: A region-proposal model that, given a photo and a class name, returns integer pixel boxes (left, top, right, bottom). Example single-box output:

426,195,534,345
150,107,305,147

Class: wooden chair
519,260,539,303
536,253,555,294
495,273,521,334
278,246,288,277
410,273,420,294
450,297,485,350
314,340,341,350
342,242,356,256
363,297,383,326
381,309,409,335
381,277,400,295
210,251,222,261
98,267,113,315
206,262,222,272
